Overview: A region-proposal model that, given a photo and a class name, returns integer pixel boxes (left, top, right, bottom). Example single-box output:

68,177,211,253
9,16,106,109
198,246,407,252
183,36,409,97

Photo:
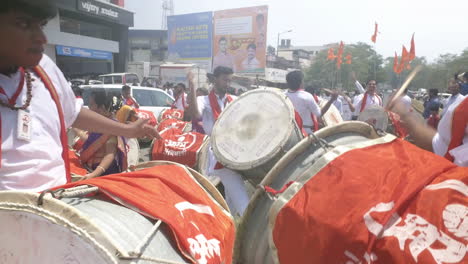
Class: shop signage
56,45,113,60
78,0,120,20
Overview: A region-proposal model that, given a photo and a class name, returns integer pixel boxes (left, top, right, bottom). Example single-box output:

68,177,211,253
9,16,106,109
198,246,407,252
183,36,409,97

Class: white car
99,73,140,86
80,84,174,119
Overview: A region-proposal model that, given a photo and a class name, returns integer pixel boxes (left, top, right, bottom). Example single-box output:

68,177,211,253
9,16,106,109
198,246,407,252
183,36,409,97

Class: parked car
80,84,174,119
99,73,140,86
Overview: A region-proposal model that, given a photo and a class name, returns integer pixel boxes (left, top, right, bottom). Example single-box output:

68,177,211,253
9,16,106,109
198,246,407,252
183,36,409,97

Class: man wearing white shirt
441,79,464,117
188,66,249,216
352,80,383,119
0,0,159,192
401,89,413,112
285,71,337,134
393,94,468,167
171,83,189,111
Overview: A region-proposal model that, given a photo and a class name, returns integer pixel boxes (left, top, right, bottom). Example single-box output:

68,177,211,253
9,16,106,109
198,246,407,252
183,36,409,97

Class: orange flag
393,52,398,73
327,48,336,61
336,41,345,69
397,46,409,74
371,22,378,43
345,54,352,64
409,33,416,61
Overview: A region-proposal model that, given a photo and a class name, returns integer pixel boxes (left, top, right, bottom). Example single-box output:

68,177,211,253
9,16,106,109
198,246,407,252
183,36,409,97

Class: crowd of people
1,0,468,217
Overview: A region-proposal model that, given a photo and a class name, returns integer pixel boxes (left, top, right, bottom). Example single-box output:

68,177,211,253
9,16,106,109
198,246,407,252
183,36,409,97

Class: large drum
235,121,380,263
212,88,303,184
358,105,409,138
319,100,344,126
157,118,192,133
0,161,231,264
126,137,141,167
158,109,184,122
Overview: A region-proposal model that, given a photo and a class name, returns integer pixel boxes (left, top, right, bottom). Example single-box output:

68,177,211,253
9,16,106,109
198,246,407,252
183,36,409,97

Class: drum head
320,101,343,126
212,88,296,170
358,105,389,131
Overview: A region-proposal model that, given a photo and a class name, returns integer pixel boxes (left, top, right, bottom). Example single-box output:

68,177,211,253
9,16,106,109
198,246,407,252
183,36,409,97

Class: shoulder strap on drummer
34,65,71,183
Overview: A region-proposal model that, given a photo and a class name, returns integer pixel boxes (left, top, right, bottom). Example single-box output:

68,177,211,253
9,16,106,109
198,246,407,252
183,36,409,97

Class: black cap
2,0,58,19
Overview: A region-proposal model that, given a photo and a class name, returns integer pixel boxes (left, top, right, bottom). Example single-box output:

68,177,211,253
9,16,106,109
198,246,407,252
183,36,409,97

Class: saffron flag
393,52,398,73
371,22,378,43
327,48,336,61
409,33,416,61
397,45,409,74
336,41,345,69
345,54,352,64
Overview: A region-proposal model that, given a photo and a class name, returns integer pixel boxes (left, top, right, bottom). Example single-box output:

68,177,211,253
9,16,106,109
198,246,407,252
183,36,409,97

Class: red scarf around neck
360,92,382,113
444,97,468,162
209,90,232,121
172,92,187,109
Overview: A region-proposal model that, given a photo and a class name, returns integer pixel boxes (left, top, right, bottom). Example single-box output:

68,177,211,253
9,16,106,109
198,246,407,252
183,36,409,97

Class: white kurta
285,90,321,134
353,92,383,116
173,92,188,111
432,96,468,166
0,55,80,191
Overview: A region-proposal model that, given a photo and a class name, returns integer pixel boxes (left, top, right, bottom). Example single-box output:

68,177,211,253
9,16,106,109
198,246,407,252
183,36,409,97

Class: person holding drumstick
0,0,160,191
187,66,249,216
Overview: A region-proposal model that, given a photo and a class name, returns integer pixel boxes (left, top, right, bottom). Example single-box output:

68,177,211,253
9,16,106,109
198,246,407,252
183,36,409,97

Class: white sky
126,0,468,61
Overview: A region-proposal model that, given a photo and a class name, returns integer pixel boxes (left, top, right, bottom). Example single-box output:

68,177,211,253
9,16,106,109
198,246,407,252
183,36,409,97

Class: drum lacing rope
258,181,295,200
37,186,100,205
309,132,335,151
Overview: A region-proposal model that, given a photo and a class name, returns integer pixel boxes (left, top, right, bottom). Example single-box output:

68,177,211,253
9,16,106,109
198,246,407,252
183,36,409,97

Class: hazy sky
126,0,468,61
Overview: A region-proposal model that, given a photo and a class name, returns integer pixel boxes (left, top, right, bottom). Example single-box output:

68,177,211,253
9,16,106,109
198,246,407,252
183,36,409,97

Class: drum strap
444,97,468,162
34,66,71,183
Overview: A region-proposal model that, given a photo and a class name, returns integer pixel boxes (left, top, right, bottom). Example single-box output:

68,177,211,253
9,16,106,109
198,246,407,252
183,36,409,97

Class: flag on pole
409,33,416,61
397,46,409,74
345,54,352,64
336,41,345,69
393,52,398,73
327,48,337,61
371,22,378,43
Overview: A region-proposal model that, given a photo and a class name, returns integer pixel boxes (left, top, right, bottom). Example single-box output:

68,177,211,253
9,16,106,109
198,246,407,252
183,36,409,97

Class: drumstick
386,65,423,111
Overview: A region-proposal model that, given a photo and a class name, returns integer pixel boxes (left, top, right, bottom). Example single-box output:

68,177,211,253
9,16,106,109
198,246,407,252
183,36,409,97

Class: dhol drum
126,137,141,167
149,128,208,169
235,121,380,263
0,161,231,264
319,100,344,126
211,88,303,185
196,142,221,186
358,105,408,137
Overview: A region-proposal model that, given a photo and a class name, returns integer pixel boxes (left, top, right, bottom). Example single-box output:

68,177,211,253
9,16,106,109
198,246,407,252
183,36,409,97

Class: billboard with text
213,6,268,74
167,12,213,72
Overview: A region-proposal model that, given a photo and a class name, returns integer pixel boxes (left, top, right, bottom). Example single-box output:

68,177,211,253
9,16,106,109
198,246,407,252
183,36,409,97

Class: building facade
128,30,168,65
43,0,133,78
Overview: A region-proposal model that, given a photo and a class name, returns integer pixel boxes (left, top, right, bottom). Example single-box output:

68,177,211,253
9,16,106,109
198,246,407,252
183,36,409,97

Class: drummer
187,66,249,216
285,71,338,134
0,0,159,191
392,94,468,167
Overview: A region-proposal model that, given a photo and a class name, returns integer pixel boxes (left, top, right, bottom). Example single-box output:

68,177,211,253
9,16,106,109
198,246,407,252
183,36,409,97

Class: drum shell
0,161,229,264
212,88,303,185
235,122,380,264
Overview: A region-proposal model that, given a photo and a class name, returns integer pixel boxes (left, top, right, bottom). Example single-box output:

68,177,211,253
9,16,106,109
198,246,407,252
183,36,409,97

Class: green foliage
306,44,468,93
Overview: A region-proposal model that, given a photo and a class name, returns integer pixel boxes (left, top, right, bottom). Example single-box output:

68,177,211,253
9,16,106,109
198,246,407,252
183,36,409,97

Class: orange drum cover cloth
158,118,189,132
151,128,207,168
273,139,468,264
52,165,235,264
69,149,87,175
160,109,184,121
135,109,158,127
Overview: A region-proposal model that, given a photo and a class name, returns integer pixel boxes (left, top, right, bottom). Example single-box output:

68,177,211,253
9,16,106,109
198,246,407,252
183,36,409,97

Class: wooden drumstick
386,65,423,111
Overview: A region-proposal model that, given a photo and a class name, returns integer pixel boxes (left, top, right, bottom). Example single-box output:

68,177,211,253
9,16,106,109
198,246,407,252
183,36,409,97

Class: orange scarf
209,90,233,121
360,92,382,113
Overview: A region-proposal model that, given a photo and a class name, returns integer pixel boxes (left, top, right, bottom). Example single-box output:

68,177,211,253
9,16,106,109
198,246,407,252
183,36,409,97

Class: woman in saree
79,91,128,180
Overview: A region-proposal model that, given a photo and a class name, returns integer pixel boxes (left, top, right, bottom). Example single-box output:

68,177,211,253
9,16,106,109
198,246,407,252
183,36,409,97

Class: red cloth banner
69,149,87,176
151,128,207,168
53,165,235,264
134,109,158,127
157,118,190,133
273,139,468,264
160,109,184,121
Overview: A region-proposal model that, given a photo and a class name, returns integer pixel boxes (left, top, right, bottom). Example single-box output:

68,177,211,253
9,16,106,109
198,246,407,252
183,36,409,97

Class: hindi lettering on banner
213,6,268,74
167,12,213,72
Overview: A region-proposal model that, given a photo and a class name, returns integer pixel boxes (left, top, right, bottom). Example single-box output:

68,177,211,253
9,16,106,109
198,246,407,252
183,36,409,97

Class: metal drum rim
211,88,298,171
234,121,380,261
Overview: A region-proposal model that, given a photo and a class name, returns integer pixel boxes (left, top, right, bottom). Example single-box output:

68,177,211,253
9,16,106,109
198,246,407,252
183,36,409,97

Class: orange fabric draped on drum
151,128,207,168
135,109,158,127
52,165,235,264
272,139,468,264
160,109,184,121
157,118,190,133
68,149,87,176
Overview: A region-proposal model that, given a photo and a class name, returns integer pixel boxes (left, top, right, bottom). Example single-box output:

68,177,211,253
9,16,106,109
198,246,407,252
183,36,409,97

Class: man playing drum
0,0,159,191
188,66,249,216
285,70,338,134
393,94,468,167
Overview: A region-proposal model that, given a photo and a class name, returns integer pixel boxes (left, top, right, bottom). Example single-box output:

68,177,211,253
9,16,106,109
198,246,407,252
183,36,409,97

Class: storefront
43,0,134,78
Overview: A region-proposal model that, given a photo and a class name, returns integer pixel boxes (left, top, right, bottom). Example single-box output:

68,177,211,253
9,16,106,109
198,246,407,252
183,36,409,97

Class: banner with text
168,12,213,72
213,6,268,74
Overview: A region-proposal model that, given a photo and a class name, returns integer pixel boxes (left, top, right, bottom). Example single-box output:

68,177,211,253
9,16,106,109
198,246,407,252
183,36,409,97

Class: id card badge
17,109,32,142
